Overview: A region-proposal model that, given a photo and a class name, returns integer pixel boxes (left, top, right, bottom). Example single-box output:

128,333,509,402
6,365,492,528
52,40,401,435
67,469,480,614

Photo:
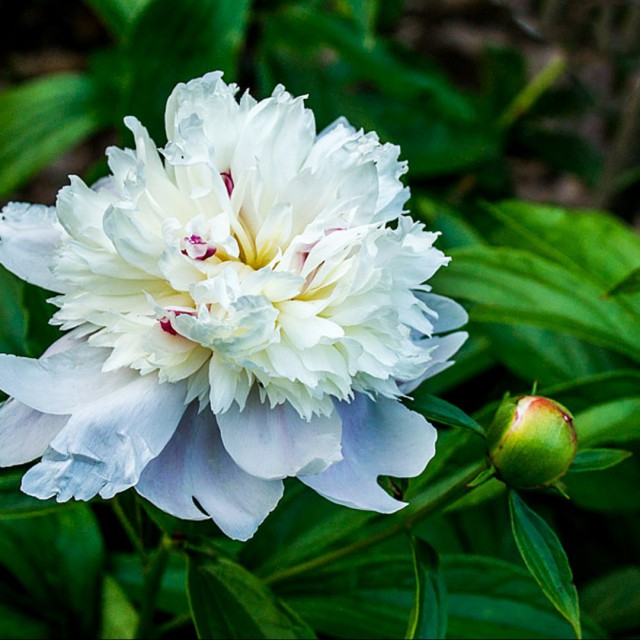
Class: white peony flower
0,72,467,541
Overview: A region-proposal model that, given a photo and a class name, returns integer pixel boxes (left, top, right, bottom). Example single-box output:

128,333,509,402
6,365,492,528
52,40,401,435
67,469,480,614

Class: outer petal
137,403,284,541
300,394,436,513
216,391,343,480
0,202,68,292
401,331,469,394
0,399,68,466
418,292,469,333
21,376,187,501
0,341,139,415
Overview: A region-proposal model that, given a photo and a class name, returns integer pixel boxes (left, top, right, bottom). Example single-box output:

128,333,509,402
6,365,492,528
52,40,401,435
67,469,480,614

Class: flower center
181,234,217,260
221,171,234,196
159,308,197,335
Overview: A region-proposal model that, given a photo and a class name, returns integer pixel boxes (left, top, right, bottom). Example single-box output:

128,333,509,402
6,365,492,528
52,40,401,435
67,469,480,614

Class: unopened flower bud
487,395,577,490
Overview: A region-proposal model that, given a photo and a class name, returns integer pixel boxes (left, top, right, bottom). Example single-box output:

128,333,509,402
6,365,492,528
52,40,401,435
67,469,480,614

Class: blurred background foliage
0,0,639,638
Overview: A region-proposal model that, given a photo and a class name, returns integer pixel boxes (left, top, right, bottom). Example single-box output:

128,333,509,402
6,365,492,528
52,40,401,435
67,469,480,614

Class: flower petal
21,376,187,501
0,339,138,414
0,399,68,466
401,331,469,394
300,394,436,513
0,202,68,292
418,292,469,333
137,403,284,541
216,391,343,480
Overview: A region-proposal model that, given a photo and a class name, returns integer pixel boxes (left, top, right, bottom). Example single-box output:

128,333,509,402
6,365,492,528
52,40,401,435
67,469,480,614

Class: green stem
499,54,566,129
134,536,172,640
263,460,488,586
112,495,146,558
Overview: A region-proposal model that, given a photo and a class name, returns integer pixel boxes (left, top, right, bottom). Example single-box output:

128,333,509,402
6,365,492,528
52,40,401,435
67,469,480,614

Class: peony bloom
0,72,467,540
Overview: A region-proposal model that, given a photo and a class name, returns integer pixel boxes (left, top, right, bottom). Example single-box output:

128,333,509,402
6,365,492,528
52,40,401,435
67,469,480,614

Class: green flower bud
487,395,577,490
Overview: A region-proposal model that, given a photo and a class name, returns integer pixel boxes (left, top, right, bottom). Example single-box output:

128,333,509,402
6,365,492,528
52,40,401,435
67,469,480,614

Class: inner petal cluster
49,72,450,420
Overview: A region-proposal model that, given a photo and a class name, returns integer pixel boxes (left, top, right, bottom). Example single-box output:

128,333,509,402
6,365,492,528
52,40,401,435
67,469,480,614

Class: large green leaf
408,392,485,437
479,323,630,387
406,537,448,639
264,6,473,119
573,397,640,447
581,566,640,635
509,491,581,638
433,245,640,362
0,506,104,637
487,201,640,292
124,0,251,140
83,0,152,37
276,551,602,639
111,552,189,617
187,554,316,639
0,74,103,198
0,469,61,518
0,268,29,356
0,603,49,640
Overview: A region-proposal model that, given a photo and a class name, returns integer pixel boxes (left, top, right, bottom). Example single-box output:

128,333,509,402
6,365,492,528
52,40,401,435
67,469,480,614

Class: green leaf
83,0,152,37
0,506,104,637
479,323,630,387
433,245,640,362
124,0,251,140
516,128,602,185
568,448,633,473
0,74,103,198
581,566,640,634
573,397,640,447
408,392,485,437
0,469,61,518
541,369,640,414
562,442,640,512
0,602,49,639
111,552,190,617
268,6,474,120
406,537,447,639
486,200,640,293
508,491,581,638
0,267,29,356
187,554,316,639
604,266,640,297
276,551,603,639
100,575,139,640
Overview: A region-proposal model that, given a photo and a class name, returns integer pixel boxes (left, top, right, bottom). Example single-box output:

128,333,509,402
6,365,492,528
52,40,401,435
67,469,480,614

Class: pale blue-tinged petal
137,403,284,541
0,340,138,414
417,292,469,333
216,391,343,480
401,331,469,394
0,202,68,292
21,375,187,502
300,394,436,513
0,399,68,466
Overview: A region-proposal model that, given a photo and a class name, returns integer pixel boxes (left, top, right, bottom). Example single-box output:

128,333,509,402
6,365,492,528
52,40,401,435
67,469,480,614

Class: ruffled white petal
136,403,284,541
216,390,343,480
21,375,187,501
0,340,138,414
0,202,68,292
300,394,436,513
0,400,68,466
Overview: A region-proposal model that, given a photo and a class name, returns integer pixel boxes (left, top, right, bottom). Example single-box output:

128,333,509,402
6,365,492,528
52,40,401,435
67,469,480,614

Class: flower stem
499,54,566,129
263,460,489,586
134,536,172,640
112,495,147,559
